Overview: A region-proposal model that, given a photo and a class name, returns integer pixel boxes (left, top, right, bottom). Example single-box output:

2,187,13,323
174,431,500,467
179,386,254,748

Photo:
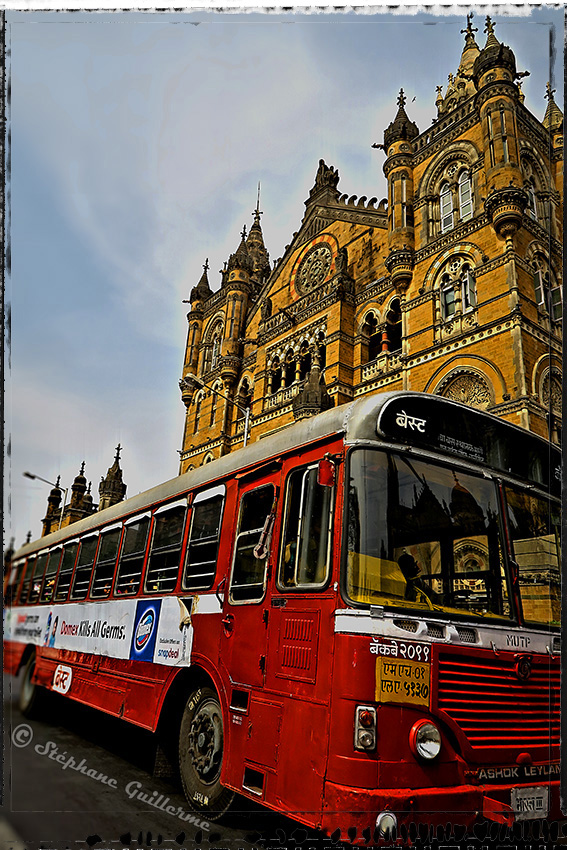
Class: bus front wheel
179,686,234,820
19,652,46,718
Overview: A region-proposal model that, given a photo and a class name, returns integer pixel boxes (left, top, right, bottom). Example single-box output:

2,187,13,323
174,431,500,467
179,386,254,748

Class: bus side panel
33,649,179,731
3,640,28,675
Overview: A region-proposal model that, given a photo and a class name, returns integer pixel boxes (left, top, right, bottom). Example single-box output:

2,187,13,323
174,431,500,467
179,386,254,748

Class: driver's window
278,465,333,589
230,485,275,603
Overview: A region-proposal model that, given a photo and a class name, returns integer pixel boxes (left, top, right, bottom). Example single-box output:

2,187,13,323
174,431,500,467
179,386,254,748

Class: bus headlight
354,705,376,751
409,719,441,760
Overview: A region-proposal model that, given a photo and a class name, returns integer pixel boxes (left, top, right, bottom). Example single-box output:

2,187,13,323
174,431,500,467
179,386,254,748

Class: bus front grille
437,651,560,750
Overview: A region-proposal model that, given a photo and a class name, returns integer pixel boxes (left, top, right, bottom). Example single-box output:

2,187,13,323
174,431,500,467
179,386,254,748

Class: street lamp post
23,472,69,532
187,376,251,447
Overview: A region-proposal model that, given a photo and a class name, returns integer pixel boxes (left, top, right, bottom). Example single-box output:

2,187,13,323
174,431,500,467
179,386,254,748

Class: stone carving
296,244,333,294
314,159,340,191
542,373,562,415
441,373,492,409
260,296,272,321
335,246,348,276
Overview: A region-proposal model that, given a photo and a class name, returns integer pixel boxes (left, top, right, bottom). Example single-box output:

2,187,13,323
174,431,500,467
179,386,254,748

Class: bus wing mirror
317,456,335,488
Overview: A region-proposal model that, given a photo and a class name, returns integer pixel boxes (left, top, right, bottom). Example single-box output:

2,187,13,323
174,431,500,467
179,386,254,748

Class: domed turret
189,259,212,306
41,475,63,537
383,89,418,293
70,461,87,508
472,15,518,87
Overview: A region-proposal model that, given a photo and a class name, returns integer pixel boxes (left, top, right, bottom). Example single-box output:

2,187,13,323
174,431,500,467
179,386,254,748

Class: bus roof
13,391,560,559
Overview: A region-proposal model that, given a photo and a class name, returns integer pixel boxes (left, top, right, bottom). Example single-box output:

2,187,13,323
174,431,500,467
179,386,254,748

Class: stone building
178,16,563,472
41,447,127,537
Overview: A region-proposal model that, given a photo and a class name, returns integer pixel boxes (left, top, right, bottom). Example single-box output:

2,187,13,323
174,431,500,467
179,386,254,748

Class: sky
4,5,563,551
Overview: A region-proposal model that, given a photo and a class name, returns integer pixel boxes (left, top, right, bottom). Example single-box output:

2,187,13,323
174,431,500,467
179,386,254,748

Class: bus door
218,467,281,689
263,453,339,814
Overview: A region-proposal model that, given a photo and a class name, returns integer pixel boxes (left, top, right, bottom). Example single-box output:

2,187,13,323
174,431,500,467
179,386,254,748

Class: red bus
4,392,561,840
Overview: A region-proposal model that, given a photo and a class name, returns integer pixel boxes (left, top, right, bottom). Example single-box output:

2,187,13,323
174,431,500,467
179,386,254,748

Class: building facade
179,17,563,472
41,446,127,537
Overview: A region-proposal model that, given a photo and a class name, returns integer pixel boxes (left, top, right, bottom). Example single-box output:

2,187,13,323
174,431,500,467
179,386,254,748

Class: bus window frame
113,512,152,597
228,483,276,605
499,479,562,630
276,463,334,592
39,546,63,604
340,444,518,623
69,533,101,601
17,555,37,605
89,522,124,599
5,558,26,605
182,485,226,592
52,539,81,603
144,498,189,595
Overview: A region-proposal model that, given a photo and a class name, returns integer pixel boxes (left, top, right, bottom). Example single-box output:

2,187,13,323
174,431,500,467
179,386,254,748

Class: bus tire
179,686,234,820
19,652,46,718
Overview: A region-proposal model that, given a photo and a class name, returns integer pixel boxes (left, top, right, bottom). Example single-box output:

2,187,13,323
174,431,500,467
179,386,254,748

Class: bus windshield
345,449,511,619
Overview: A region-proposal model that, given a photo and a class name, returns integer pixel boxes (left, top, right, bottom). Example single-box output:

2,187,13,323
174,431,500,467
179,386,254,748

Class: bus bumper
321,779,561,839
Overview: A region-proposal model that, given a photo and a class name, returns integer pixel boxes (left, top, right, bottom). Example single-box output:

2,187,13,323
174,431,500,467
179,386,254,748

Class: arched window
299,342,311,381
271,357,282,392
193,393,203,434
526,181,538,220
211,328,222,369
363,311,380,362
532,259,562,321
385,299,402,352
437,256,477,321
440,182,453,233
317,332,326,370
461,264,476,311
400,174,407,228
237,379,252,420
284,349,295,387
210,383,221,426
441,274,456,319
458,171,473,222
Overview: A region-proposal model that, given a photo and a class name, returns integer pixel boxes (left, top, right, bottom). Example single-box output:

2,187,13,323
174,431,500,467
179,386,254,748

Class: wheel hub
188,700,222,782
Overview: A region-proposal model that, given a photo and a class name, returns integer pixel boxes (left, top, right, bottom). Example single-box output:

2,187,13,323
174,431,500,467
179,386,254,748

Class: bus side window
114,515,150,595
70,535,99,600
279,466,333,589
5,560,26,606
145,503,187,593
17,557,35,604
230,485,274,603
39,548,62,603
53,542,80,602
91,527,122,598
183,491,225,590
26,552,49,604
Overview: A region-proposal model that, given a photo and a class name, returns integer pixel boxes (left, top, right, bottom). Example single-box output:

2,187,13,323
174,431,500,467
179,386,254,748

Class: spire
384,89,419,148
543,81,563,131
226,225,253,276
189,259,212,304
70,461,87,508
246,183,271,287
483,16,500,50
98,444,127,511
461,12,478,49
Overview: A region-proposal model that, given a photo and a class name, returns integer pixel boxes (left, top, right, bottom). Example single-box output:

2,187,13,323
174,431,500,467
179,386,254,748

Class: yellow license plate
375,657,430,706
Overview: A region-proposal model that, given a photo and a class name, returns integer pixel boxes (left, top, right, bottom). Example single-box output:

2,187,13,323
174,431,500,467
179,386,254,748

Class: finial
114,443,122,463
545,81,556,102
485,16,494,36
241,224,247,241
447,72,454,85
203,258,209,273
26,531,32,544
436,85,443,96
55,475,61,488
252,183,263,225
87,481,92,494
80,461,85,476
461,12,478,38
397,88,406,109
